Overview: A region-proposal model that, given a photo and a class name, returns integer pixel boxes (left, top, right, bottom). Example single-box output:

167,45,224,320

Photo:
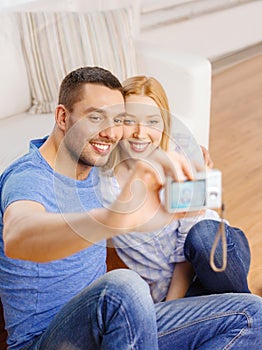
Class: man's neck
39,134,92,180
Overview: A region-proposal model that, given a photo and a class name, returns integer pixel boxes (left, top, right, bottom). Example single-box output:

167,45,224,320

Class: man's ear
55,104,68,131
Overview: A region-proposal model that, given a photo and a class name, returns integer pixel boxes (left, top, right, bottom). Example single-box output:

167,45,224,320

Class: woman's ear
55,104,68,131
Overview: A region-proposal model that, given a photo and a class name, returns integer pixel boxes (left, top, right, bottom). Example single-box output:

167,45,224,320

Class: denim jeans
24,269,262,350
156,293,262,349
184,220,251,295
25,269,158,350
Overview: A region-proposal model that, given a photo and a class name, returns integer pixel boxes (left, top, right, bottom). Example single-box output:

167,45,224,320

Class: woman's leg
26,269,158,350
156,293,262,349
184,219,250,295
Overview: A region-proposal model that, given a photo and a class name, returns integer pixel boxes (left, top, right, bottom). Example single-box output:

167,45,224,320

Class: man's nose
99,125,118,139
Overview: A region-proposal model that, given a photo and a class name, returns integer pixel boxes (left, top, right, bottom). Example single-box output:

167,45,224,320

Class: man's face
63,84,125,168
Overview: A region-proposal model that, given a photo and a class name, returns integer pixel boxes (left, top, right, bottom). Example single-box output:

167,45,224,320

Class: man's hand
105,148,204,233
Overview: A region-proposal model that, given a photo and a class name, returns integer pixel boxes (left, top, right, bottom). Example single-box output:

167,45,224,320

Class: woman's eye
147,119,160,125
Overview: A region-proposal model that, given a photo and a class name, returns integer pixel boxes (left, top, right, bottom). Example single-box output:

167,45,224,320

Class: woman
100,76,251,302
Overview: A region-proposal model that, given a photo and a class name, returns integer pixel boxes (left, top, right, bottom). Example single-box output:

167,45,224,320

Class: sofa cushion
0,112,54,173
0,14,31,120
16,9,137,114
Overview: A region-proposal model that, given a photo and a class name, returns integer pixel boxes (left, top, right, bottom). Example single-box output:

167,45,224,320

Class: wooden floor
209,53,262,296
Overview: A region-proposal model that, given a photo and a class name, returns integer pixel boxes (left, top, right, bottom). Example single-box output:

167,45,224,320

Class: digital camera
165,169,222,213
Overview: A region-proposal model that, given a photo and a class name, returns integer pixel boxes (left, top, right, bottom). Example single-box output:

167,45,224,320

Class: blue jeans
156,293,262,349
25,269,158,350
184,220,251,295
24,269,262,350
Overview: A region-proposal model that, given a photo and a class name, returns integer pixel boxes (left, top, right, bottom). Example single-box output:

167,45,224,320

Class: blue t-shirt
0,138,106,350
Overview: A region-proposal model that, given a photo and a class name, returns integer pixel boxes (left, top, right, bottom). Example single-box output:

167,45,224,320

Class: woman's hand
200,145,214,169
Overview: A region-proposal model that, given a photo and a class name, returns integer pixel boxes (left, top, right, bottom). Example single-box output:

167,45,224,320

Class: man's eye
88,113,104,122
114,118,124,125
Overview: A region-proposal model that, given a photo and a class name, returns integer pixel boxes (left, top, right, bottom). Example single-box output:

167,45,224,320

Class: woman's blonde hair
122,75,171,151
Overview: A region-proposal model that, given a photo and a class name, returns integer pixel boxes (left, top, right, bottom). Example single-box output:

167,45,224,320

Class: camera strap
209,203,227,272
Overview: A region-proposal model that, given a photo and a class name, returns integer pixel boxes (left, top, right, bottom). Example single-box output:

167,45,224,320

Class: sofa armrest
135,40,211,148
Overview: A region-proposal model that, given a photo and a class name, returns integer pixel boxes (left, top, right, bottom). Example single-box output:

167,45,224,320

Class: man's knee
91,269,155,322
99,269,152,304
104,269,146,288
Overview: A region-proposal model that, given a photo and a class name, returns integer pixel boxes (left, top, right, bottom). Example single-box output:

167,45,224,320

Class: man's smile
90,141,113,154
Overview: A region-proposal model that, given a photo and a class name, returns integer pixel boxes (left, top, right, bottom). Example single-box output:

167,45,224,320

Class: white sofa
140,0,262,62
0,0,211,174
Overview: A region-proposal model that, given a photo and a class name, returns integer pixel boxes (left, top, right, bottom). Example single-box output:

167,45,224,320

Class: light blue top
0,138,106,350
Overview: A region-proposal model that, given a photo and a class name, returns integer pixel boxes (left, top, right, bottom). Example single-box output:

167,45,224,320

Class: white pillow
16,9,137,114
0,14,31,119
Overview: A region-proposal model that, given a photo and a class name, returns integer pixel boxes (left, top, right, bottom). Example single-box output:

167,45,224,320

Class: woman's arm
200,145,214,169
165,261,194,300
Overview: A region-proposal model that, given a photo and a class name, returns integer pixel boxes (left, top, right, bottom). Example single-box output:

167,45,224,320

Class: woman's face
120,94,164,159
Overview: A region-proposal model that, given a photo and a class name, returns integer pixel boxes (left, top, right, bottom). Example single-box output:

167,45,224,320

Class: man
1,66,261,349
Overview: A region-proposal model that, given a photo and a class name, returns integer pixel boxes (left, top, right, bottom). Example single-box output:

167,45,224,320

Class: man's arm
3,200,113,262
3,149,198,262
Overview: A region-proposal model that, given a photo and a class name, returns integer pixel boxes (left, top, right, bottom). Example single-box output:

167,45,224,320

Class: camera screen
170,179,206,210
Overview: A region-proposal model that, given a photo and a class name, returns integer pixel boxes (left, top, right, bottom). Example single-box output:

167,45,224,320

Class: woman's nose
133,123,146,138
